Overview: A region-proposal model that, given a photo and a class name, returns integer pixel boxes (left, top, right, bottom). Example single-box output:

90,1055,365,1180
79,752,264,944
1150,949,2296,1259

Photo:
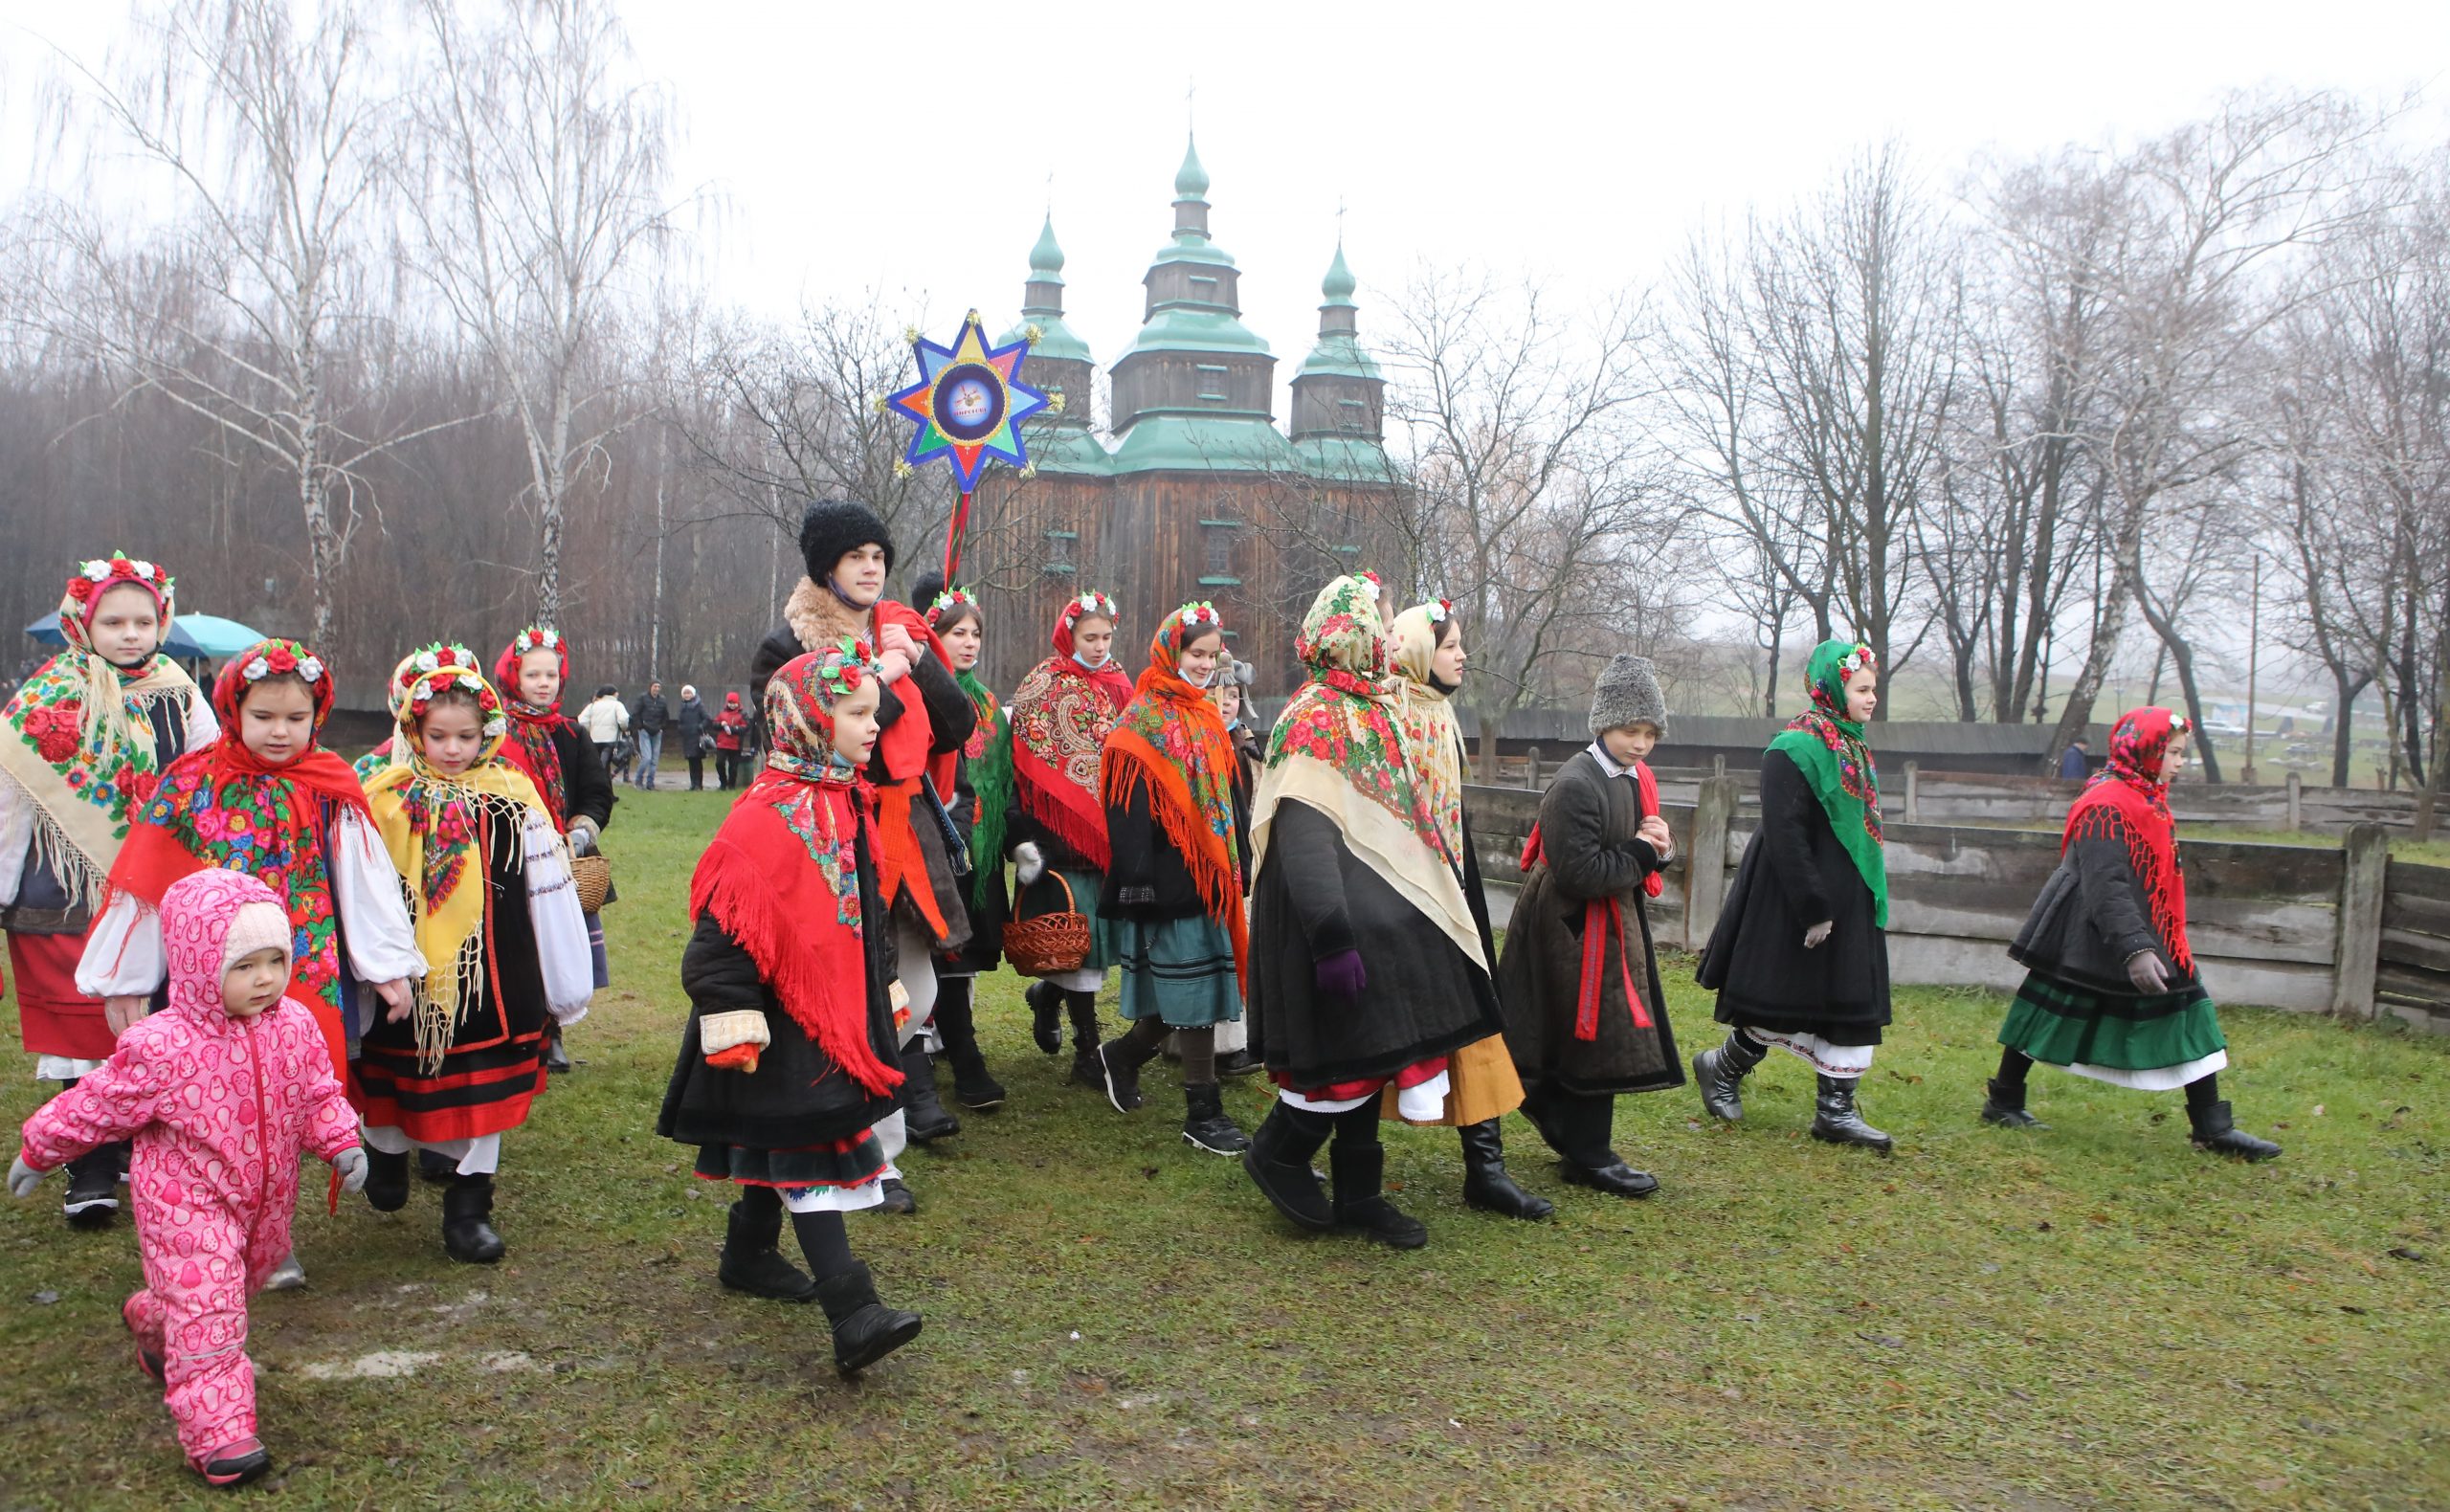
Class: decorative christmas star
885,310,1051,493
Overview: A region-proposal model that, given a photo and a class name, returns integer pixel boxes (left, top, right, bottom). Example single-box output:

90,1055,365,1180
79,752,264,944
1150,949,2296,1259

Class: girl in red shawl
495,626,617,1070
657,640,924,1375
748,500,976,1210
1004,589,1134,1088
1089,603,1254,1156
1987,707,2279,1159
1,553,215,1231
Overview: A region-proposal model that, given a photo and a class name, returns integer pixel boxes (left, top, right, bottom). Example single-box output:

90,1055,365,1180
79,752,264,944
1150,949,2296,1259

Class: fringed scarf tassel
690,843,902,1099
1101,749,1248,995
2064,803,2194,974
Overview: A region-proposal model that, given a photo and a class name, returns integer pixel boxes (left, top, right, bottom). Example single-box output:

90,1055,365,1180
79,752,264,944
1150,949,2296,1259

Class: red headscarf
687,641,901,1098
494,627,573,827
1101,603,1247,988
2062,706,2194,974
1051,591,1134,707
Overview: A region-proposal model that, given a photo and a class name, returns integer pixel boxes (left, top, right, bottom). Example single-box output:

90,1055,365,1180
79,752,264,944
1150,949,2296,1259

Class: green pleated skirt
1998,969,2229,1092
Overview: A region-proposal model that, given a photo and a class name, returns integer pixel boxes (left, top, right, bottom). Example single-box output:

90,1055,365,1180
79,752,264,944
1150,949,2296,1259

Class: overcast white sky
7,0,2445,388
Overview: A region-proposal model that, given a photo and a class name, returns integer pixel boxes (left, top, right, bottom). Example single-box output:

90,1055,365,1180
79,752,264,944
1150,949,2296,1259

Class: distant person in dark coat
2058,739,2090,781
677,685,710,790
632,682,670,789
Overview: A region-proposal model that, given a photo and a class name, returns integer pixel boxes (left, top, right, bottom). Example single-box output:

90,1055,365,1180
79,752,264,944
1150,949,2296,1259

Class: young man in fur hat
747,500,977,1214
1495,654,1684,1200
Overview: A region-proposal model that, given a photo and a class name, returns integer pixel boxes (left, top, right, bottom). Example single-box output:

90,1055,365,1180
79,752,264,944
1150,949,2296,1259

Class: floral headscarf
0,554,202,909
1010,589,1131,869
360,648,551,1070
686,640,901,1098
2064,705,2194,973
1254,575,1485,969
1764,637,1886,926
1388,600,1466,863
1102,604,1248,975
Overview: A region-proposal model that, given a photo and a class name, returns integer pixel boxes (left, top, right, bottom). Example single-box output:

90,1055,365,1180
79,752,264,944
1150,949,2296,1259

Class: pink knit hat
219,901,292,978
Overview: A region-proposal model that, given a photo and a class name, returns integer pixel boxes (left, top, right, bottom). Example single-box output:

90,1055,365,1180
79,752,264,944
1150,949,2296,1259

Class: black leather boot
873,1176,917,1215
1182,1082,1251,1155
363,1147,411,1212
1098,1029,1160,1114
719,1198,817,1301
1065,992,1103,1088
1809,1075,1894,1153
1693,1030,1766,1123
416,1147,457,1183
1329,1142,1428,1250
900,1043,960,1143
441,1173,506,1263
2189,1100,2282,1161
1027,979,1063,1055
1243,1103,1335,1232
541,1021,573,1075
62,1145,121,1230
934,984,1005,1110
1458,1120,1553,1219
1980,1077,2047,1129
815,1261,923,1375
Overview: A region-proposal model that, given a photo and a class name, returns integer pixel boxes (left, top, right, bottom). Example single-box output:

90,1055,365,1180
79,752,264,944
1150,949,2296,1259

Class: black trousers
686,753,705,790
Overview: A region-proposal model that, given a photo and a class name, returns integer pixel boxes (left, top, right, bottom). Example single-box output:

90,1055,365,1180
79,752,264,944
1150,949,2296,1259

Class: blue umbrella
22,611,266,659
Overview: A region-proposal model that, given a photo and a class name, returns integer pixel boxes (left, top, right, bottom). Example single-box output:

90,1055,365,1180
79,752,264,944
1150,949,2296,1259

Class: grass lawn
3,789,2445,1511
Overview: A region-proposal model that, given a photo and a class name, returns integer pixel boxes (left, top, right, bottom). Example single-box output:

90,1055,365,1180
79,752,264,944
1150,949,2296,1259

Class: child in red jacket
11,869,366,1489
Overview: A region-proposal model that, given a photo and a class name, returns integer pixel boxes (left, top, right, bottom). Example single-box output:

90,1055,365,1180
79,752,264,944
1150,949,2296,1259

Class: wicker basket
1003,871,1091,976
570,853,613,914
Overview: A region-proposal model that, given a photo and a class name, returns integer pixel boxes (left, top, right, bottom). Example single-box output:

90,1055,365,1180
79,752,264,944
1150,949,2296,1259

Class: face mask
1182,666,1215,690
1072,650,1109,672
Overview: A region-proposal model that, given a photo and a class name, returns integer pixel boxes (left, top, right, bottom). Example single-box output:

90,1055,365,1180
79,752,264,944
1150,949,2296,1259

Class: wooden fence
1467,782,2449,1031
1473,760,2431,838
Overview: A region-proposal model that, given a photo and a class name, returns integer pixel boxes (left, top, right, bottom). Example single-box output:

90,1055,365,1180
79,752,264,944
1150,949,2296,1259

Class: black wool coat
1495,750,1683,1097
2010,826,2194,996
657,824,902,1156
1100,762,1251,922
1245,797,1504,1088
1696,748,1891,1044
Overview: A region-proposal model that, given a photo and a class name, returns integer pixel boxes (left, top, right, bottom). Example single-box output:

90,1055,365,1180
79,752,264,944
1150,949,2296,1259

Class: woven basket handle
1025,870,1077,913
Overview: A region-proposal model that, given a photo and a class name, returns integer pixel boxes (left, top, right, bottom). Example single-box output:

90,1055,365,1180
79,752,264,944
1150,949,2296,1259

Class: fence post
1684,775,1740,950
1712,753,1726,777
1524,745,1542,789
2331,823,2389,1020
2285,770,2303,833
1903,761,1921,824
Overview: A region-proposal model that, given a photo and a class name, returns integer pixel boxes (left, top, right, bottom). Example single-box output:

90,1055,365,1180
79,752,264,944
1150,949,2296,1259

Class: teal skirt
1998,969,2226,1073
1011,868,1117,974
1108,912,1243,1029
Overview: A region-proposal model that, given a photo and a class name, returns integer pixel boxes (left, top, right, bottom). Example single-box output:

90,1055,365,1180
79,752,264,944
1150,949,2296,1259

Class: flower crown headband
1423,596,1456,625
924,588,980,627
1836,642,1876,678
1065,590,1119,622
1174,600,1222,633
813,636,877,700
65,552,174,605
401,644,505,739
240,639,325,687
509,626,563,659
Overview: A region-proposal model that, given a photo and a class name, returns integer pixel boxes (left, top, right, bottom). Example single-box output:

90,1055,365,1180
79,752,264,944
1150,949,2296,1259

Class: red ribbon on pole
943,489,974,584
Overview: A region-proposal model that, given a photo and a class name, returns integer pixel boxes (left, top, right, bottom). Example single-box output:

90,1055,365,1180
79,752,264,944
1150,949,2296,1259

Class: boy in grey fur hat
1492,655,1686,1201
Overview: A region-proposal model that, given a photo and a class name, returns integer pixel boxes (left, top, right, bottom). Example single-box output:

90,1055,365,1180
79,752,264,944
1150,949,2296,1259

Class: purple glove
1314,948,1368,1000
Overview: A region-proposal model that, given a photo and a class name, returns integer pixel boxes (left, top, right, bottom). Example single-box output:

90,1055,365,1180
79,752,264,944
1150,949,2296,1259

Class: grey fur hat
1590,654,1668,737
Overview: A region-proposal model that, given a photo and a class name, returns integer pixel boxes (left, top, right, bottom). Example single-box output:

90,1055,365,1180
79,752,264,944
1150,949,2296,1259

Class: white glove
332,1145,368,1194
1014,840,1045,887
568,821,598,857
9,1154,45,1199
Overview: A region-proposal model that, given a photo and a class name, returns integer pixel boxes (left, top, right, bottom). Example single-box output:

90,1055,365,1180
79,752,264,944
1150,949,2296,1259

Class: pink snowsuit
16,870,357,1465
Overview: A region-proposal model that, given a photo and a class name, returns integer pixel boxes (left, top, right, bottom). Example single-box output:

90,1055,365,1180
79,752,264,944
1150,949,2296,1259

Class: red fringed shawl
2061,706,2194,974
688,771,902,1099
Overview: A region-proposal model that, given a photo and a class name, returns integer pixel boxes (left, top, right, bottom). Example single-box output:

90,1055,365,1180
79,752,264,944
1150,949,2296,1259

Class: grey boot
1693,1030,1766,1123
1809,1074,1893,1153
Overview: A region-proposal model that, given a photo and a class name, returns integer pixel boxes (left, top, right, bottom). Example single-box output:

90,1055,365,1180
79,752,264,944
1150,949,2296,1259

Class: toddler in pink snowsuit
10,869,366,1489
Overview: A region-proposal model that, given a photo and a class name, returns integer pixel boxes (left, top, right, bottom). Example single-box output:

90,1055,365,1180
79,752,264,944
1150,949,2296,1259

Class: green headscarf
1764,637,1887,927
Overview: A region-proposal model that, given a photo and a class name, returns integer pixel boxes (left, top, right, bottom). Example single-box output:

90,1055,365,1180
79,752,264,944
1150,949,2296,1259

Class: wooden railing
1467,780,2447,1031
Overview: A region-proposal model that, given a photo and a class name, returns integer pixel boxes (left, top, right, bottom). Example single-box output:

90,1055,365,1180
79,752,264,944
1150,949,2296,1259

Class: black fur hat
907,568,948,610
798,499,896,583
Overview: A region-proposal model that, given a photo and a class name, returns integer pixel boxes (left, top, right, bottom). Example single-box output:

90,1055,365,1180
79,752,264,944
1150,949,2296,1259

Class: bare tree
406,0,677,626
20,0,464,643
1370,268,1687,771
2041,90,2391,777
